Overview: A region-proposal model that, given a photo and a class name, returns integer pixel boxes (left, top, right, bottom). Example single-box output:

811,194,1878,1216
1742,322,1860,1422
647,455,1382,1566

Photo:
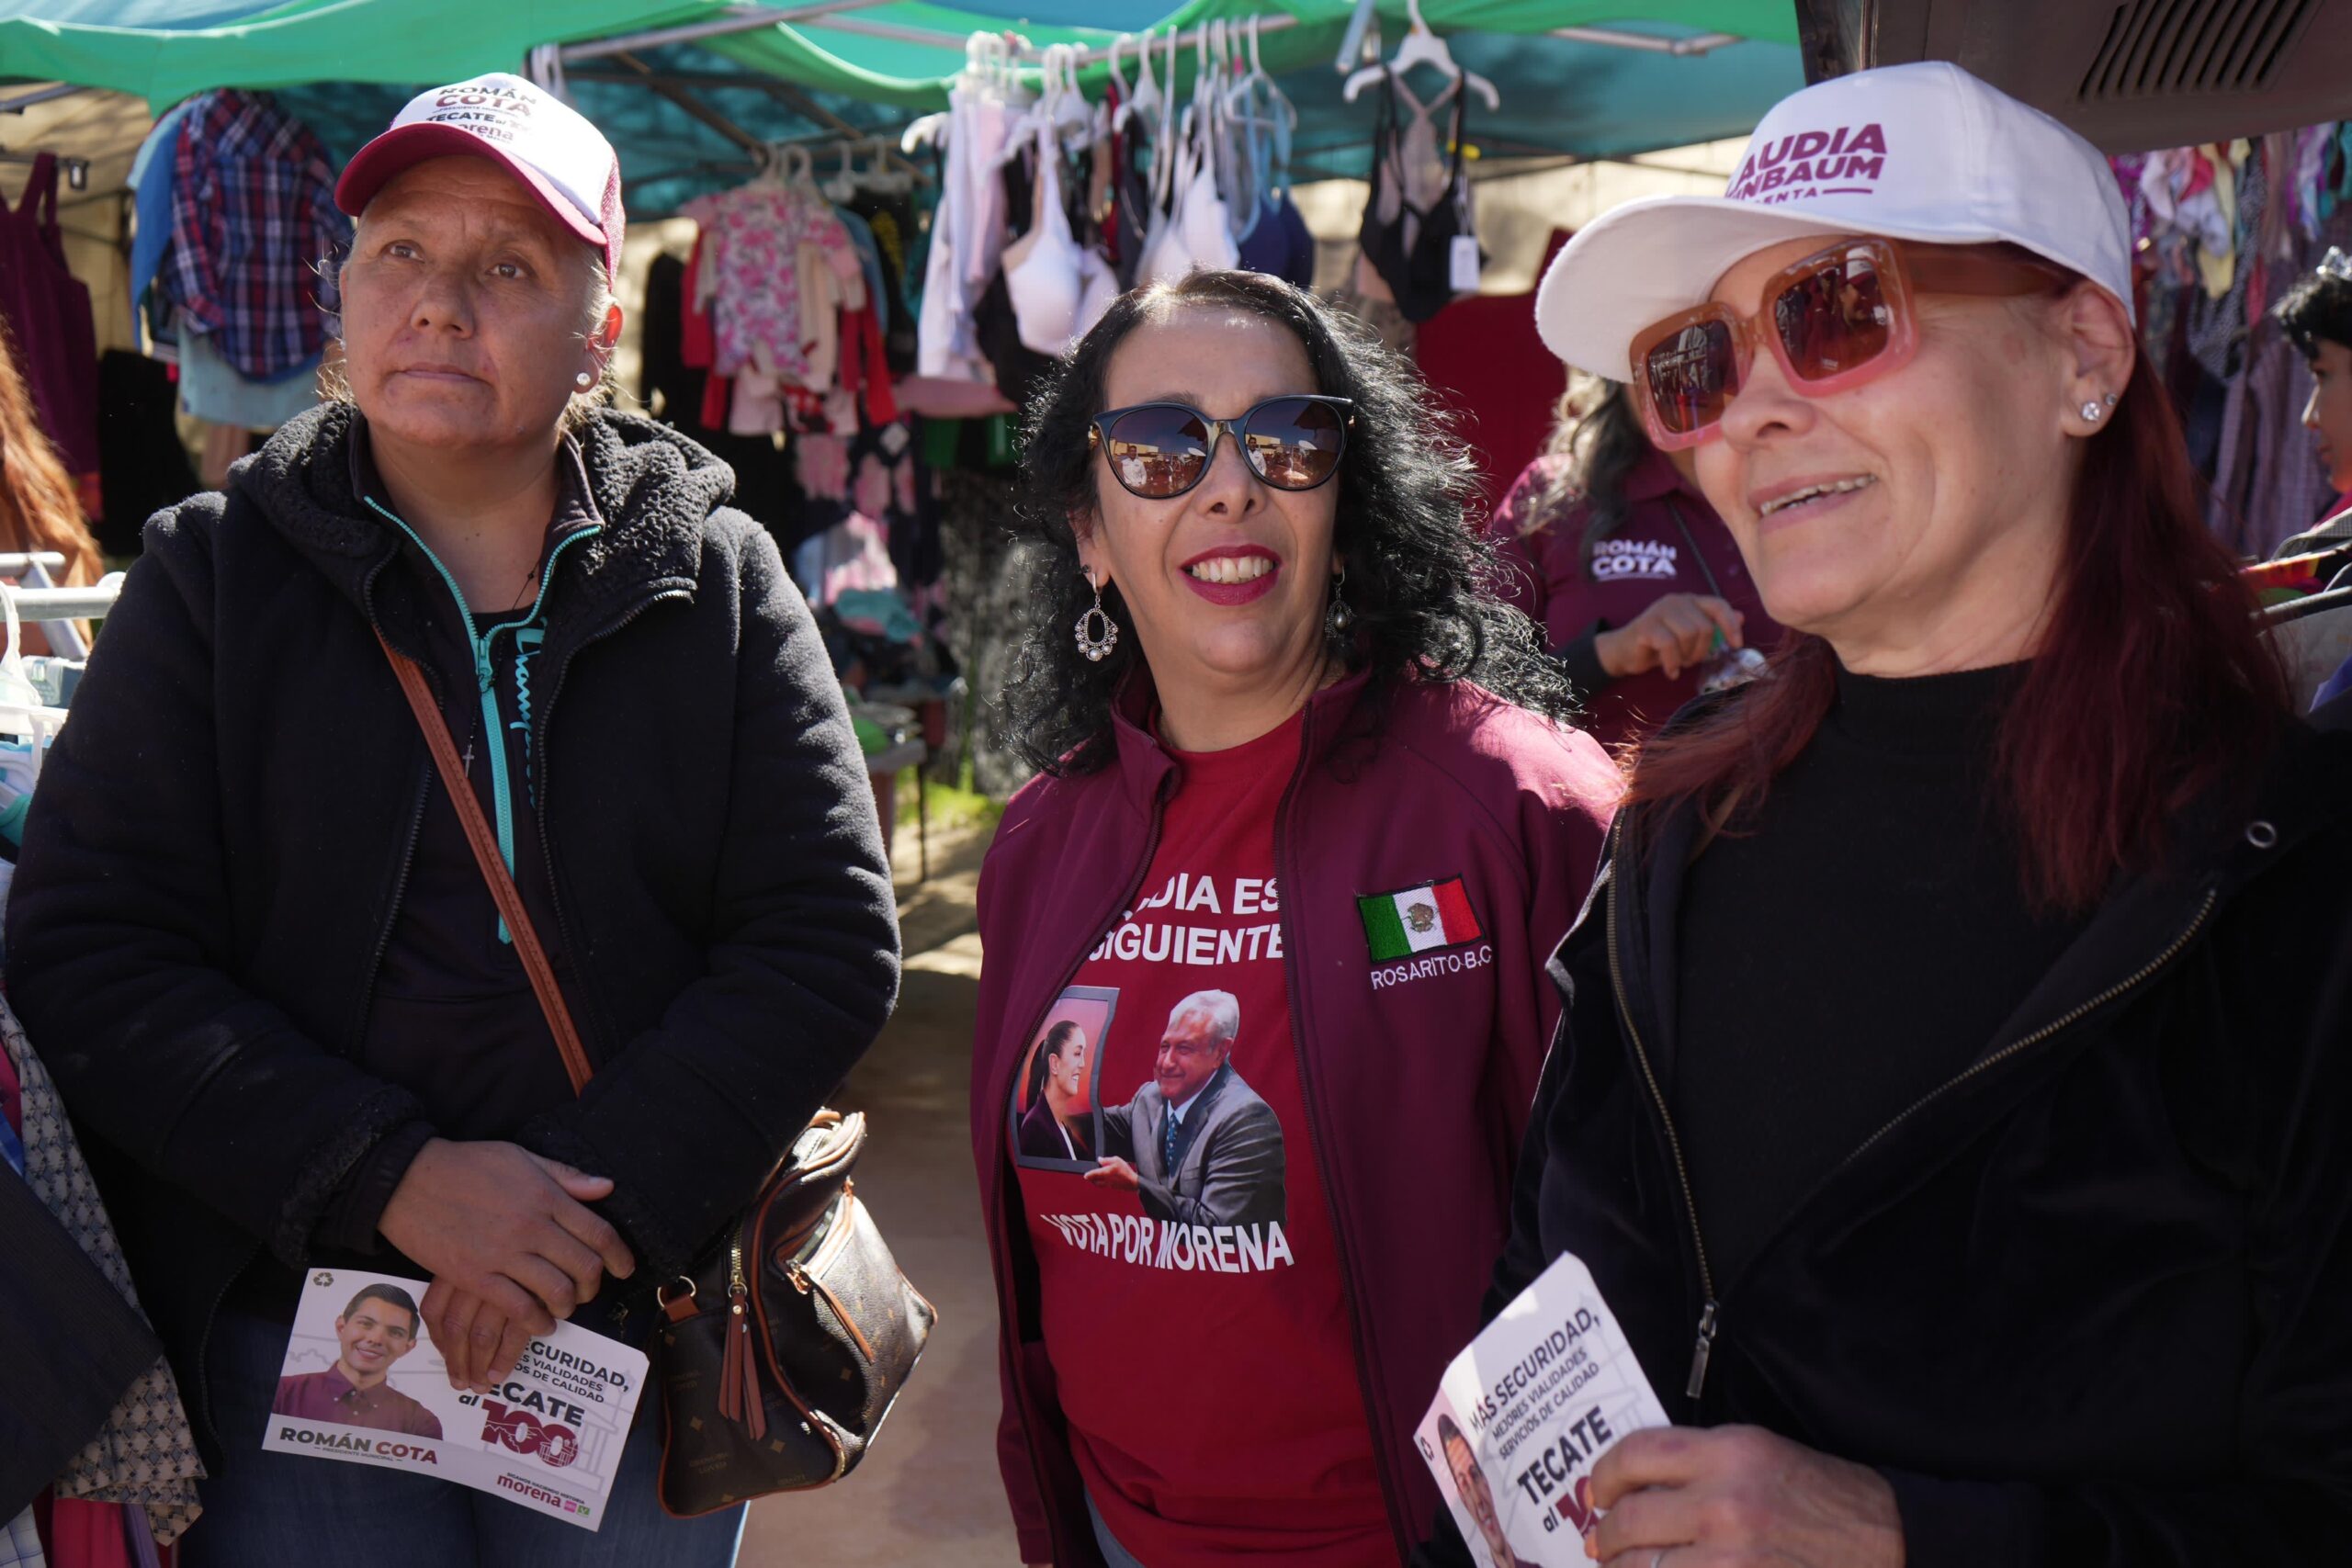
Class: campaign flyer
1414,1252,1672,1567
262,1268,648,1531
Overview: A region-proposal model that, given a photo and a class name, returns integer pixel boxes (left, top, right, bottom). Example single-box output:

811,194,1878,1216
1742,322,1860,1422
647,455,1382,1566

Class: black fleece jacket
1427,701,2352,1565
5,404,899,1462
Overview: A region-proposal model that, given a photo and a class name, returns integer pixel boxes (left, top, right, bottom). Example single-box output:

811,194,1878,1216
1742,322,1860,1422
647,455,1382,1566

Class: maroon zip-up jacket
971,671,1619,1563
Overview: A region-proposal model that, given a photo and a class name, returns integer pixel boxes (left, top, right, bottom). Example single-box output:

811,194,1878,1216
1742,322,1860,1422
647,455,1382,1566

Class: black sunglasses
1087,394,1354,500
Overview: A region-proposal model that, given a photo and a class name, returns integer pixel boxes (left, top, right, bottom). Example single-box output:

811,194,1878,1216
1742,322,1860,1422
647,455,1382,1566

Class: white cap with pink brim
1534,62,2133,381
335,73,624,277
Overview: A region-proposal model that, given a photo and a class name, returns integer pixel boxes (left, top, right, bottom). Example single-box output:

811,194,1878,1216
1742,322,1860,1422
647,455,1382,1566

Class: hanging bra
1110,113,1155,288
1006,122,1089,355
1357,70,1476,322
1139,105,1239,286
1232,84,1313,286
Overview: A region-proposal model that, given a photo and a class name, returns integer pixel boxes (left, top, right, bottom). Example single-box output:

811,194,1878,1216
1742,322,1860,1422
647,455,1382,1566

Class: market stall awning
2,1,1804,212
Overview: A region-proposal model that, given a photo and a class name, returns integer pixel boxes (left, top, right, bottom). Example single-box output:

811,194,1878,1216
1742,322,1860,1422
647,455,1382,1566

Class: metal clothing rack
5,582,123,625
0,147,89,188
0,560,124,664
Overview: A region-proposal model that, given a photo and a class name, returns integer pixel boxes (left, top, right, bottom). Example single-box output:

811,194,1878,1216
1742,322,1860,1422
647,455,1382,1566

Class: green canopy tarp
3,2,1804,210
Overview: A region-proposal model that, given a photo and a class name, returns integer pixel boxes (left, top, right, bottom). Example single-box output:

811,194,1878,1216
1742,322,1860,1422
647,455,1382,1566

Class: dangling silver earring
1325,565,1354,638
1074,578,1120,662
575,370,595,389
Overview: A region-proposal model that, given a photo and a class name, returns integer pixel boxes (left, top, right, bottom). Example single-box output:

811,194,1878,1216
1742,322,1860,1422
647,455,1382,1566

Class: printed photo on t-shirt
1009,987,1114,1171
1023,977,1290,1237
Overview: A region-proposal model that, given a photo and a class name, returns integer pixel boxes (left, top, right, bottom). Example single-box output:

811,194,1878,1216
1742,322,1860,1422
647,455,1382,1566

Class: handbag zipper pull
717,1241,766,1438
1686,1300,1719,1401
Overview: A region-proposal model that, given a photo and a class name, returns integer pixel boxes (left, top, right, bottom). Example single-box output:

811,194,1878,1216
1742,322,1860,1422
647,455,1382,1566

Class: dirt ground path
738,818,1016,1564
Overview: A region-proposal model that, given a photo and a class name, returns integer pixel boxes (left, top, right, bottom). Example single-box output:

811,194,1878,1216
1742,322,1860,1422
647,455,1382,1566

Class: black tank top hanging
1355,72,1480,324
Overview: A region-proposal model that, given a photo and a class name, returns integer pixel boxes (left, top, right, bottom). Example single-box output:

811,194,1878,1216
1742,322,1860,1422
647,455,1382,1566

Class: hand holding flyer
264,1269,648,1531
1415,1252,1672,1566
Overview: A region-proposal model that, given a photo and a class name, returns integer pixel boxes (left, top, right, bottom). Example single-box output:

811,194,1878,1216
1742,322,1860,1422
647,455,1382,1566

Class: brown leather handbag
378,634,936,1517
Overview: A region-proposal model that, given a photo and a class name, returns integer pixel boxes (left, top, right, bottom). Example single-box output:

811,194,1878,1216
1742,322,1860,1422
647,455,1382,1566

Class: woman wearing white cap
1445,63,2352,1567
6,74,898,1564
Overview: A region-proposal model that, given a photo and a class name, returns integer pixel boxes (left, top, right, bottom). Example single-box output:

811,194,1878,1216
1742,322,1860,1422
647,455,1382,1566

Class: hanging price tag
1450,234,1482,294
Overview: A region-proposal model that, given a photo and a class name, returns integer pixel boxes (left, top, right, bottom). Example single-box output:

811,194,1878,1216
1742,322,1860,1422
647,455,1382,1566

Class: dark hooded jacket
4,403,899,1464
1427,701,2352,1565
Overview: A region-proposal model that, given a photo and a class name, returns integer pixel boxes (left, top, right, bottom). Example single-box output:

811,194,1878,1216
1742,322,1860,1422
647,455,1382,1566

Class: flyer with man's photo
1415,1252,1672,1567
263,1269,648,1531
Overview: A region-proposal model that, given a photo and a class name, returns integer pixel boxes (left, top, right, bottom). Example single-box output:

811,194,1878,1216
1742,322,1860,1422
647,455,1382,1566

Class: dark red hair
1626,351,2290,910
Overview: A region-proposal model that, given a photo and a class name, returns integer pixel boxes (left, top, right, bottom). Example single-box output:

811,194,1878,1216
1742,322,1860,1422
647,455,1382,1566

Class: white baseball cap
336,73,624,277
1534,62,2132,380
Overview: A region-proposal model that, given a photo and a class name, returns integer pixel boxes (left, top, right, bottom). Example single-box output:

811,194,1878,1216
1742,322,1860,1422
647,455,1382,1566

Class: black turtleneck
1670,661,2087,1292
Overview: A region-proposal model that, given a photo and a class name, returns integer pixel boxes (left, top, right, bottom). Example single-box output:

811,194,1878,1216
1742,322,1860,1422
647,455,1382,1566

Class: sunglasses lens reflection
1774,249,1893,381
1102,406,1213,499
1241,397,1345,491
1644,318,1739,438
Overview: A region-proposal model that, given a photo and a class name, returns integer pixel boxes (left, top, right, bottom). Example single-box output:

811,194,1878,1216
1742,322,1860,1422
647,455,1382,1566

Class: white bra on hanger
1137,32,1239,286
1006,123,1087,355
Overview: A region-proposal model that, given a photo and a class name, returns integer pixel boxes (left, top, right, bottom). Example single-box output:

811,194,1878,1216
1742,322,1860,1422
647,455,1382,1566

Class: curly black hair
1001,269,1575,777
2274,265,2352,360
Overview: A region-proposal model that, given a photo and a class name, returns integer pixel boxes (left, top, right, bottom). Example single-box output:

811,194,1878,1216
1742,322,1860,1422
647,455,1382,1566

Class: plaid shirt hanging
161,90,350,381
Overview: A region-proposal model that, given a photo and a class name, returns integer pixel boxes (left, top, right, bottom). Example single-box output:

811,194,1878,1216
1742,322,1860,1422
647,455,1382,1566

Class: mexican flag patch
1358,878,1482,961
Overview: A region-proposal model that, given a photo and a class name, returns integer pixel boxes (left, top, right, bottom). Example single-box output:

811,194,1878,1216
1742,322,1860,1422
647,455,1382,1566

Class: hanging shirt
0,152,101,474
679,182,860,382
1010,713,1388,1566
161,90,349,381
128,96,198,326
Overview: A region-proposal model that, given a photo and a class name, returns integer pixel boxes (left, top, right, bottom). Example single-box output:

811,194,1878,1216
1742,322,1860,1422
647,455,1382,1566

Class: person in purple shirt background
270,1284,442,1439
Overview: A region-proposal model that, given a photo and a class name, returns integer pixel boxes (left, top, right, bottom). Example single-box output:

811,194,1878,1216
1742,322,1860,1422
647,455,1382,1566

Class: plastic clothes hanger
781,143,820,196
822,143,858,202
1049,46,1095,151
1107,33,1134,109
1115,26,1159,134
1230,17,1298,141
901,113,949,154
859,135,914,194
1342,0,1499,109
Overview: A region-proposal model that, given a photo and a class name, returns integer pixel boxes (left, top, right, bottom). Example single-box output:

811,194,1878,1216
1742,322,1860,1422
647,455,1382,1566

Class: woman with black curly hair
968,268,1620,1567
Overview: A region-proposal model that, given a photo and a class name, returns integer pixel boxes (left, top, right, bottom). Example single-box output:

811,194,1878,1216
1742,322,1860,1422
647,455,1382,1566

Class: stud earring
1074,578,1120,662
1325,565,1354,638
2080,398,2105,423
575,370,595,389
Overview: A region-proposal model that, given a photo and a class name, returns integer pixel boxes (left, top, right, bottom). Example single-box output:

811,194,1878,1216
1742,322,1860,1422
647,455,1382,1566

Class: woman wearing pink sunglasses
1430,62,2352,1568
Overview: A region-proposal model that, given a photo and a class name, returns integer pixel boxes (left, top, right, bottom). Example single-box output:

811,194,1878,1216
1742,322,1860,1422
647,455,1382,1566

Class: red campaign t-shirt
1010,712,1387,1563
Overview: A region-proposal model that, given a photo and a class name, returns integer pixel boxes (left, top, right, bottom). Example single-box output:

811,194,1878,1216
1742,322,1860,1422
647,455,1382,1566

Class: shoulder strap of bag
21,152,57,231
376,630,594,1096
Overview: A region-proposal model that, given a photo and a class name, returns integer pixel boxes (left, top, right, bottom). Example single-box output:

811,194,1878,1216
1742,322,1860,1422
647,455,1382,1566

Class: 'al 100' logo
480,1401,580,1468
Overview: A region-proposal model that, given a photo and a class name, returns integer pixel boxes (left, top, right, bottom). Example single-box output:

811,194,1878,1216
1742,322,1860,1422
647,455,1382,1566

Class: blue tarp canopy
1,2,1804,214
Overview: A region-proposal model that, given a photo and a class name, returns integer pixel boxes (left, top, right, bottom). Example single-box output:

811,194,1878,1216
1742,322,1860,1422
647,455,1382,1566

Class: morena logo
1726,123,1889,204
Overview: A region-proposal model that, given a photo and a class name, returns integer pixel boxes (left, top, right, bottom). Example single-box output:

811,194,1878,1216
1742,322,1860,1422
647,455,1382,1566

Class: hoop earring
1325,565,1354,638
1074,581,1120,662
